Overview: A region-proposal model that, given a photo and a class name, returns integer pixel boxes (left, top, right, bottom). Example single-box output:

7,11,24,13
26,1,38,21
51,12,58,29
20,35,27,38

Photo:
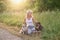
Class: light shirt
26,18,34,26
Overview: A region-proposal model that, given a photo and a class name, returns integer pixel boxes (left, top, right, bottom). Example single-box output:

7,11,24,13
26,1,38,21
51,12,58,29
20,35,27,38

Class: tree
31,0,60,12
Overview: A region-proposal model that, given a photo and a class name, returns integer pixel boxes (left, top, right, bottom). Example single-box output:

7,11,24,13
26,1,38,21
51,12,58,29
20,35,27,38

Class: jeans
27,25,35,34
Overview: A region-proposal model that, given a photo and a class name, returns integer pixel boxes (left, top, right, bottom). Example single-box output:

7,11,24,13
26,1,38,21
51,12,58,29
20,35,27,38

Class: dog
35,22,43,31
19,24,28,34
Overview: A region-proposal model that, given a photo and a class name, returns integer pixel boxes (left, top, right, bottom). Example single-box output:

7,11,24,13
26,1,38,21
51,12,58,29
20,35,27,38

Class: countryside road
0,28,23,40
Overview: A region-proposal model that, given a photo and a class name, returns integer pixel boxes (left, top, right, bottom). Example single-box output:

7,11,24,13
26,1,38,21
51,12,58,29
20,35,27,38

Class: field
0,10,60,40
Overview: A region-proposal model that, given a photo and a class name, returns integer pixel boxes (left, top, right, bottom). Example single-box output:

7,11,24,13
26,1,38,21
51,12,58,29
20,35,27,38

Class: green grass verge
39,11,60,40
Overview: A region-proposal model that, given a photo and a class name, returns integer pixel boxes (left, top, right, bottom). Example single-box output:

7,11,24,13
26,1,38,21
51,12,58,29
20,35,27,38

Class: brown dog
35,22,43,31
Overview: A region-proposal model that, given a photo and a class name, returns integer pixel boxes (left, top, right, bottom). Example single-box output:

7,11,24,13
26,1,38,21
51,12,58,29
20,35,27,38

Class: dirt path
0,23,41,40
0,28,23,40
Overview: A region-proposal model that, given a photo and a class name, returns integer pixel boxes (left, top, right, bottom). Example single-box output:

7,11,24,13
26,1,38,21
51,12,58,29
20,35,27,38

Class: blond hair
26,10,33,18
26,9,33,14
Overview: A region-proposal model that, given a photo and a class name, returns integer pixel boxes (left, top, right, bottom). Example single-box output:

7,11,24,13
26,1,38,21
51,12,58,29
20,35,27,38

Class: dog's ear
35,22,40,26
36,22,40,24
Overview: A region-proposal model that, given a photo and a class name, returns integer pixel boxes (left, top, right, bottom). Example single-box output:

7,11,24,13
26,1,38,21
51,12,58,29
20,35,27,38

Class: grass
0,12,25,27
39,11,60,40
0,10,60,40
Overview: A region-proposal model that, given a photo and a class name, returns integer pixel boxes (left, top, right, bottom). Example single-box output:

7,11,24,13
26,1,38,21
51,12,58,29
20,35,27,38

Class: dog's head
35,22,41,26
35,22,43,31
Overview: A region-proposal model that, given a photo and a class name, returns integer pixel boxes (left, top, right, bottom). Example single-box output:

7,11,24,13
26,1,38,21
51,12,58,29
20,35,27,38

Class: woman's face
27,12,32,17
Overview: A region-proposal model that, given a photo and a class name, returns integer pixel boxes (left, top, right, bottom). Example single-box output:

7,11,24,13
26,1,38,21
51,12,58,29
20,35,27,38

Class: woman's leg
28,26,35,34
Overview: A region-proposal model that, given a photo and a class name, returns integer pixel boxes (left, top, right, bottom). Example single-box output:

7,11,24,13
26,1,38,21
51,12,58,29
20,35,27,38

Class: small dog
35,22,43,31
19,24,27,34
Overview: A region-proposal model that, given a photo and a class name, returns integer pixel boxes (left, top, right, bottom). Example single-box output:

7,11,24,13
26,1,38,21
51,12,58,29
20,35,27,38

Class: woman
20,10,36,34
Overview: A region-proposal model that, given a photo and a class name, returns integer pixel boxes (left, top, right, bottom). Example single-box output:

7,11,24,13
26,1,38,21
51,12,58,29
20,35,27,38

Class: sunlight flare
8,0,27,10
10,0,26,4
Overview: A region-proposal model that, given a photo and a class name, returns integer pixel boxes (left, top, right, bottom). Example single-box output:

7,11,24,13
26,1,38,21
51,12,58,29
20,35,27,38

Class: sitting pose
35,22,43,31
19,24,27,34
19,10,36,34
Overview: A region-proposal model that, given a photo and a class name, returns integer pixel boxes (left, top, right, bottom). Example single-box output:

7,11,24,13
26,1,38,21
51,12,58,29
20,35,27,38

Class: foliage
32,0,60,12
39,11,60,40
0,0,7,13
0,12,25,27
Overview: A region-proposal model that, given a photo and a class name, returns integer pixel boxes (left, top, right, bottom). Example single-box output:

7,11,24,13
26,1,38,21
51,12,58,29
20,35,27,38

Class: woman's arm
32,17,37,24
23,18,26,26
